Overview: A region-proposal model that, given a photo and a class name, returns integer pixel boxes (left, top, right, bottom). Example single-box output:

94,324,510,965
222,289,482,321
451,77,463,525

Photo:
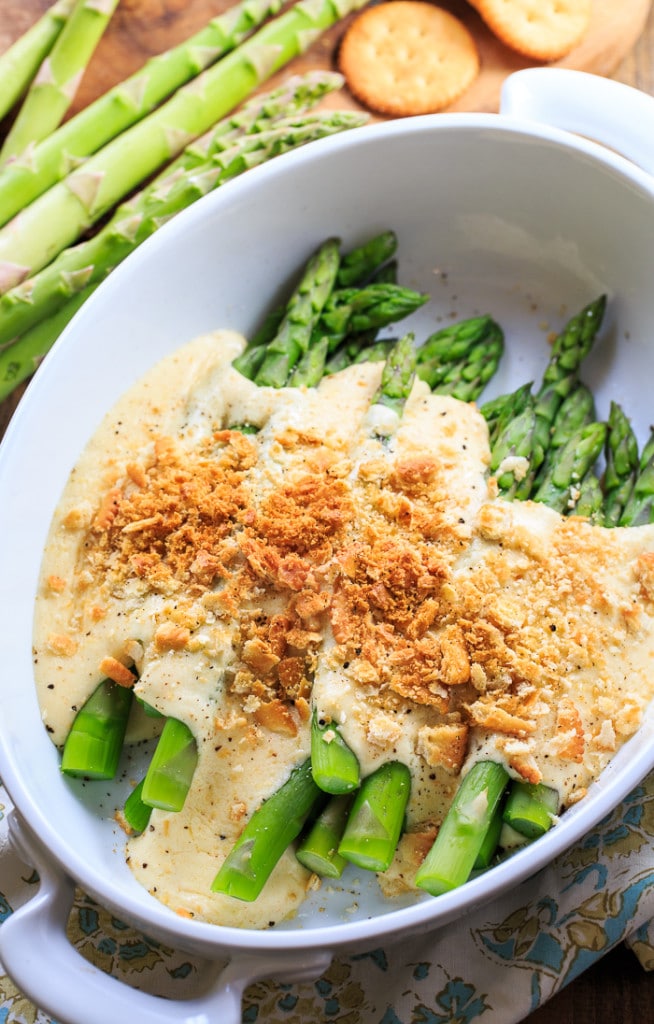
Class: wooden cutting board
0,0,652,121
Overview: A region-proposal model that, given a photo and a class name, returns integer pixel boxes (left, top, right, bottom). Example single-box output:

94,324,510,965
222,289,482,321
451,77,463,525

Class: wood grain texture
0,1,653,1022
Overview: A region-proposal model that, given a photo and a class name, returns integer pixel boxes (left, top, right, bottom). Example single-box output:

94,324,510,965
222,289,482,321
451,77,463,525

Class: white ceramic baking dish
0,67,653,1024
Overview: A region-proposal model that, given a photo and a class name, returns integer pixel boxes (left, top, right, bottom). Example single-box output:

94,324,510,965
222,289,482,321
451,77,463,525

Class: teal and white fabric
2,773,654,1023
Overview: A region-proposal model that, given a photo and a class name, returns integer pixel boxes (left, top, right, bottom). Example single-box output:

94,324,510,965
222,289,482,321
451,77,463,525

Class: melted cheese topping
33,329,654,925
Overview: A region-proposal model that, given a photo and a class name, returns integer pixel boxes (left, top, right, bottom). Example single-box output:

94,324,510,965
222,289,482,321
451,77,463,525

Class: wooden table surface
0,3,653,1022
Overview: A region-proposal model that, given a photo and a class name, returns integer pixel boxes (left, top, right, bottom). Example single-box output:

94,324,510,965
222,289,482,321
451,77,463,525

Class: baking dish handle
0,813,333,1024
500,67,654,178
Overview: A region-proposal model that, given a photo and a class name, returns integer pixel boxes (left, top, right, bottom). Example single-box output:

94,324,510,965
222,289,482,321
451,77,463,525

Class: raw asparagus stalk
532,420,607,514
60,677,133,779
372,332,417,416
0,112,366,350
140,717,198,813
211,759,322,901
123,778,152,834
296,793,352,878
0,0,370,291
336,230,398,287
603,401,639,526
0,283,97,403
310,711,360,794
502,781,558,839
0,0,120,166
254,237,342,387
0,0,283,230
415,761,509,895
0,0,75,124
159,69,346,172
338,761,411,872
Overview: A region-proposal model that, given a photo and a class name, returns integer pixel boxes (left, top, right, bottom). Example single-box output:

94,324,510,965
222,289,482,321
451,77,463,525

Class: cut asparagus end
61,678,133,780
296,793,353,878
473,803,503,870
502,781,558,840
310,711,360,794
141,717,198,812
211,758,322,901
338,760,411,872
415,761,509,896
123,778,152,834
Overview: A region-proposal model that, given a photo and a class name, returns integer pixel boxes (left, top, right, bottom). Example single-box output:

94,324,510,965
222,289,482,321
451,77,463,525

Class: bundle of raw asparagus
0,0,374,401
57,228,654,903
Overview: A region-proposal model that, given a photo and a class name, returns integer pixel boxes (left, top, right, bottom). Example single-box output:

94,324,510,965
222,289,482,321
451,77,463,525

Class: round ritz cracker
338,2,480,117
467,0,592,62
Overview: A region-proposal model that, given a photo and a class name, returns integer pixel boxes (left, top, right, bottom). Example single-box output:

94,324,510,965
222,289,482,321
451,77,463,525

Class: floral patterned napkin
2,771,654,1024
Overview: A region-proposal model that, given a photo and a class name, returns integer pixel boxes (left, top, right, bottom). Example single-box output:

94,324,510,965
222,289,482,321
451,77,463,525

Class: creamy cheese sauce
33,329,654,925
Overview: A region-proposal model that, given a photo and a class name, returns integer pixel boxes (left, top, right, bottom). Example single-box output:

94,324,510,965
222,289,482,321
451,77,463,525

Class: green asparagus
0,0,75,124
310,712,360,794
123,778,153,834
372,333,417,417
61,678,133,779
211,759,322,901
415,761,509,895
619,429,654,526
336,230,398,287
338,761,411,872
141,718,198,813
603,401,639,526
296,794,352,878
0,0,370,291
502,781,559,840
0,0,120,166
287,336,330,387
316,283,428,353
532,420,607,514
422,322,504,402
0,110,366,349
0,283,98,403
254,237,341,387
0,0,284,229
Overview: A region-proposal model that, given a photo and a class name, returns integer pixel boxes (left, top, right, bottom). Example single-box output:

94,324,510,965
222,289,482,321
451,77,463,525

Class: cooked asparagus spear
490,388,546,500
0,0,120,165
60,678,133,780
315,283,428,354
336,230,398,287
310,712,360,794
0,0,284,229
338,761,411,872
296,794,352,878
123,778,152,834
421,320,505,402
415,761,509,895
141,718,198,813
0,0,370,291
0,0,75,124
211,759,322,901
532,420,607,514
287,336,330,387
254,238,341,387
619,428,654,526
372,333,417,416
603,401,639,526
481,382,533,449
574,472,604,522
502,781,559,839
